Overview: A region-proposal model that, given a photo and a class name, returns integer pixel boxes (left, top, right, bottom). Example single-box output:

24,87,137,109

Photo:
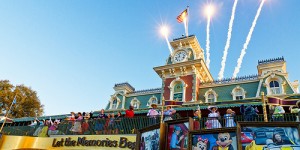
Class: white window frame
169,78,186,102
231,86,246,100
109,96,121,110
147,95,158,107
265,74,284,95
204,89,218,103
130,97,141,109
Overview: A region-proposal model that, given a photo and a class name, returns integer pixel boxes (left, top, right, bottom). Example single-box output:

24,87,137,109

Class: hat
151,103,157,108
175,126,181,131
208,106,218,111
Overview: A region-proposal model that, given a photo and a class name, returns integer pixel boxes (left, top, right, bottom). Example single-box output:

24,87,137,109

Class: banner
0,134,136,150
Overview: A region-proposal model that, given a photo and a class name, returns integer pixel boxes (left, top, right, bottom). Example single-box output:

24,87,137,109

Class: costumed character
290,100,300,122
164,106,176,121
170,126,184,149
224,109,236,127
240,105,259,121
272,105,285,121
206,106,221,129
193,136,209,150
212,132,234,150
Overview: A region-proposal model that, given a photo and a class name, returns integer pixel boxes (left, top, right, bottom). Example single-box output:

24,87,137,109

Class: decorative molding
204,88,218,103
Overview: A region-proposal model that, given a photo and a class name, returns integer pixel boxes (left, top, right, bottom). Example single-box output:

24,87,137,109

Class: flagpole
159,97,165,149
186,6,189,36
0,96,16,133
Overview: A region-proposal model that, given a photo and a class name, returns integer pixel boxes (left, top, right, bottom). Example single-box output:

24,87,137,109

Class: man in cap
170,126,184,149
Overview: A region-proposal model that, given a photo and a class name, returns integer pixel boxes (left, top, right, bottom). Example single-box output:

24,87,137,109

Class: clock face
174,51,187,62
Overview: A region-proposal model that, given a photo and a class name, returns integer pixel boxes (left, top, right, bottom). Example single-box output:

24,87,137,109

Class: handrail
1,113,299,136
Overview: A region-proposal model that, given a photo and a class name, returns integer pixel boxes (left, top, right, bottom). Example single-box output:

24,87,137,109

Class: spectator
240,105,259,121
94,109,107,134
125,106,134,118
48,118,60,135
164,106,176,121
114,111,122,134
105,114,111,134
70,112,83,134
108,113,116,134
224,108,236,127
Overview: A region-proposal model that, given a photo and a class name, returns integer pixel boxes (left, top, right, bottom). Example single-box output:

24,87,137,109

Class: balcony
1,113,299,136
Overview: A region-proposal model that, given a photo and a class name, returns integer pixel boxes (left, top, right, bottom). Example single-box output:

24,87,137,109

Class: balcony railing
1,113,299,136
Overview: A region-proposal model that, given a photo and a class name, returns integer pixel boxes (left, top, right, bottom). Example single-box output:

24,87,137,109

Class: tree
0,80,44,118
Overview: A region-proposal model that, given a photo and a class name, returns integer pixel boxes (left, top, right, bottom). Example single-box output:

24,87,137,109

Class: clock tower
154,35,213,103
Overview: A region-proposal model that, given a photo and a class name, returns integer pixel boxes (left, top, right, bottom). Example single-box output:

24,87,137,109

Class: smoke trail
165,35,173,54
206,17,211,69
233,0,265,78
218,0,239,80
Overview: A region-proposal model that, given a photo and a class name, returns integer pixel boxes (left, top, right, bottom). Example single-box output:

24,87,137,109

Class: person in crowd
206,106,221,129
164,106,176,121
89,111,94,119
224,108,236,127
33,119,45,136
170,126,185,149
70,112,83,134
105,114,111,134
94,109,107,134
108,113,116,134
272,105,285,121
38,120,50,137
125,106,134,118
48,118,60,135
114,111,122,134
69,112,76,121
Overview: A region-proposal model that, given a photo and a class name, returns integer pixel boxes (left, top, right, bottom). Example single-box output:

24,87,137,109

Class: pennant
177,8,188,23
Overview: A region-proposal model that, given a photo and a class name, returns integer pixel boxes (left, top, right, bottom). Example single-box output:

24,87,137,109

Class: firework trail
165,36,173,54
206,16,211,69
218,0,238,80
233,0,265,78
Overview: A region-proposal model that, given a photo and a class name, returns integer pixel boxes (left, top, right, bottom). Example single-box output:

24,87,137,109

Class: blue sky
0,0,299,116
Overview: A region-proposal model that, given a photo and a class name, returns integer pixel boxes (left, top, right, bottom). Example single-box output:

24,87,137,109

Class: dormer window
109,96,121,110
147,96,158,107
130,97,140,109
270,80,280,94
207,93,215,103
231,86,246,100
204,89,218,103
112,99,118,109
265,74,284,95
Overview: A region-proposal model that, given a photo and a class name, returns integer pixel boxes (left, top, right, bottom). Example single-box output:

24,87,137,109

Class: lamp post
261,92,268,122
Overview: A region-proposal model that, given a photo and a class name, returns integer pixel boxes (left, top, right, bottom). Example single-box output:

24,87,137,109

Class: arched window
112,99,118,109
130,98,140,109
270,80,280,94
109,95,121,110
147,96,158,107
231,86,246,100
173,82,183,101
204,89,218,103
207,93,215,103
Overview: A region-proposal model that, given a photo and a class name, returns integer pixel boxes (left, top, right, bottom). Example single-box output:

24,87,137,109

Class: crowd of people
27,102,299,136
